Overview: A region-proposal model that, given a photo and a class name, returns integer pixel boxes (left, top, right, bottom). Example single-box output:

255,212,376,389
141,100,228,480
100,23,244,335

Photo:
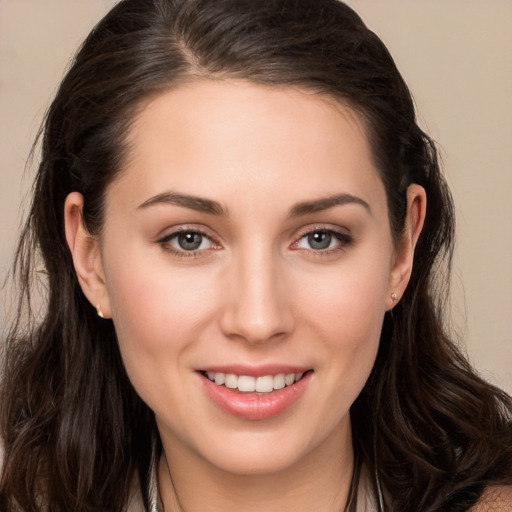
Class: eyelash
157,227,353,259
157,227,219,259
291,228,353,255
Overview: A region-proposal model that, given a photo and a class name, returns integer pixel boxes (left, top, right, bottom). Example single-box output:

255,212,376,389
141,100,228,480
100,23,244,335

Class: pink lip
199,369,312,420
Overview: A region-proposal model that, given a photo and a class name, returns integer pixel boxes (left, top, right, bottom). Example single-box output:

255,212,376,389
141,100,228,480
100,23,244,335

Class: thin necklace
375,465,385,512
150,450,384,512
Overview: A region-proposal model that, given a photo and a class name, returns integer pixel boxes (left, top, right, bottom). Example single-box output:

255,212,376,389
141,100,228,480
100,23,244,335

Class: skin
65,81,425,511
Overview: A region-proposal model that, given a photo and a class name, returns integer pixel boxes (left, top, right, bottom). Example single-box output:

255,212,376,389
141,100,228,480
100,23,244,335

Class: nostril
218,265,294,343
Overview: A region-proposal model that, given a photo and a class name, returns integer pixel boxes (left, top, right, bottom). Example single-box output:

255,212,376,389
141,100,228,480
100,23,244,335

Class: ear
64,192,112,318
386,184,426,310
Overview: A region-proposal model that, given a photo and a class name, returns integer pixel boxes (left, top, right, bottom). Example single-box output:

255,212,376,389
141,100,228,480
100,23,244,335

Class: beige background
1,0,511,393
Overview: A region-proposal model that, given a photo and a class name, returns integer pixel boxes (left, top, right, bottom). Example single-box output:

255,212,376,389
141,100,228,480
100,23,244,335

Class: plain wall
1,0,511,393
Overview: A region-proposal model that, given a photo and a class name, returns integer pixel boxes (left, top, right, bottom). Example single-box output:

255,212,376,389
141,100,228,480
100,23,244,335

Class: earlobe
64,192,112,318
387,184,427,310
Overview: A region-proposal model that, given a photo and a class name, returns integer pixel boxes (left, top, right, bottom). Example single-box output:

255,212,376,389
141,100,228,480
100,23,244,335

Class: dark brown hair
1,1,511,510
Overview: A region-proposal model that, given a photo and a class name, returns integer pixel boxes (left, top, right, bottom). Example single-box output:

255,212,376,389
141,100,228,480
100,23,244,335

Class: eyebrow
137,190,370,217
288,193,371,217
137,192,227,216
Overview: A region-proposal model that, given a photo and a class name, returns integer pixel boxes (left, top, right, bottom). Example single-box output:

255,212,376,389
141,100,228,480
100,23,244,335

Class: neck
158,422,354,512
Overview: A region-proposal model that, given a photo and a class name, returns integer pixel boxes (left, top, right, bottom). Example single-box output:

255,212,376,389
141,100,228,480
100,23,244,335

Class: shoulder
469,486,512,512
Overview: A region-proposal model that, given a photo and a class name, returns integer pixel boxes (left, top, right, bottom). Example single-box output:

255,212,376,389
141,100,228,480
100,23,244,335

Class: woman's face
78,81,411,475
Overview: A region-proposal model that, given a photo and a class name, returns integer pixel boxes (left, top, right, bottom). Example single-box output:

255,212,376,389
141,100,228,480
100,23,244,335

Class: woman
1,0,511,510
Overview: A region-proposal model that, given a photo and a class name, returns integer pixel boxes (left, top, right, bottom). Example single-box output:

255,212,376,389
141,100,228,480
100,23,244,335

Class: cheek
103,262,220,417
299,256,390,336
106,254,214,339
102,249,220,394
296,254,390,387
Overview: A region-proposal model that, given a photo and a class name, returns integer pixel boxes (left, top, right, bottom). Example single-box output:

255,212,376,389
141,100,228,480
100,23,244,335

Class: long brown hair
1,1,511,510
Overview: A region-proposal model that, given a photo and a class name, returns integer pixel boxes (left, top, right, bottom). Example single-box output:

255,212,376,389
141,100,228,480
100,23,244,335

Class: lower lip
200,372,312,420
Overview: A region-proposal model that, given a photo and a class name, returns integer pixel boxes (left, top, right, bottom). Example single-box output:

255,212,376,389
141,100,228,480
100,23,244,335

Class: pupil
309,231,331,250
178,232,202,250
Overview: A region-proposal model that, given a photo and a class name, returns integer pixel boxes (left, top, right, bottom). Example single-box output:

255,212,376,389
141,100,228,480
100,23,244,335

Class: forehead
109,80,385,215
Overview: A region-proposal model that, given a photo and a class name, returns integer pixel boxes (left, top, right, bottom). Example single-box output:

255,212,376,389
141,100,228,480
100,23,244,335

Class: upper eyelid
157,225,217,243
157,228,220,258
290,226,353,250
294,224,351,238
155,224,351,247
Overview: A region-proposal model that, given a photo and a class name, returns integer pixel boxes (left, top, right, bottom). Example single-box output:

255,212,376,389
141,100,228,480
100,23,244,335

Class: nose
219,246,294,344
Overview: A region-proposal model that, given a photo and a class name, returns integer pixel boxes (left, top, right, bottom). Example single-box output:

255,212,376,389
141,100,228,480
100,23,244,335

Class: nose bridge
220,241,292,343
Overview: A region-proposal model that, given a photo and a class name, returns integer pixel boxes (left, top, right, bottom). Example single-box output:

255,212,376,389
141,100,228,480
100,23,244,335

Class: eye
294,229,351,252
172,232,209,251
158,229,217,255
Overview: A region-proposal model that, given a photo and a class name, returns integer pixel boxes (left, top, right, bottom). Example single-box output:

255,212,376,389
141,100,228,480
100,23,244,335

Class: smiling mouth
203,371,310,393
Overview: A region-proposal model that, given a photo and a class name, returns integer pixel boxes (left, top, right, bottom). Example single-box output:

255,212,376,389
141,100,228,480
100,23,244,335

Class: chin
206,445,309,476
194,422,338,477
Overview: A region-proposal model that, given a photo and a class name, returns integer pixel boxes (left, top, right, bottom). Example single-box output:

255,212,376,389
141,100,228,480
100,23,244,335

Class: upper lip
197,364,312,377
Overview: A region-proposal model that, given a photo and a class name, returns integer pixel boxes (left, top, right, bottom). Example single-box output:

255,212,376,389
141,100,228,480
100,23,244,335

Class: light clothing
354,465,381,512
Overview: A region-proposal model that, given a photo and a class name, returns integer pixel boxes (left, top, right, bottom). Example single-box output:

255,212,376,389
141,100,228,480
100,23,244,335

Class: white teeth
205,371,306,392
273,373,285,390
255,375,274,393
285,373,295,386
225,374,238,389
238,375,256,392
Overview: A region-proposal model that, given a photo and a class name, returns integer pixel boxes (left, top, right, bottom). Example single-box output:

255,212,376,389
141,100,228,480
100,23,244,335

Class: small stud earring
96,304,105,319
391,293,398,302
